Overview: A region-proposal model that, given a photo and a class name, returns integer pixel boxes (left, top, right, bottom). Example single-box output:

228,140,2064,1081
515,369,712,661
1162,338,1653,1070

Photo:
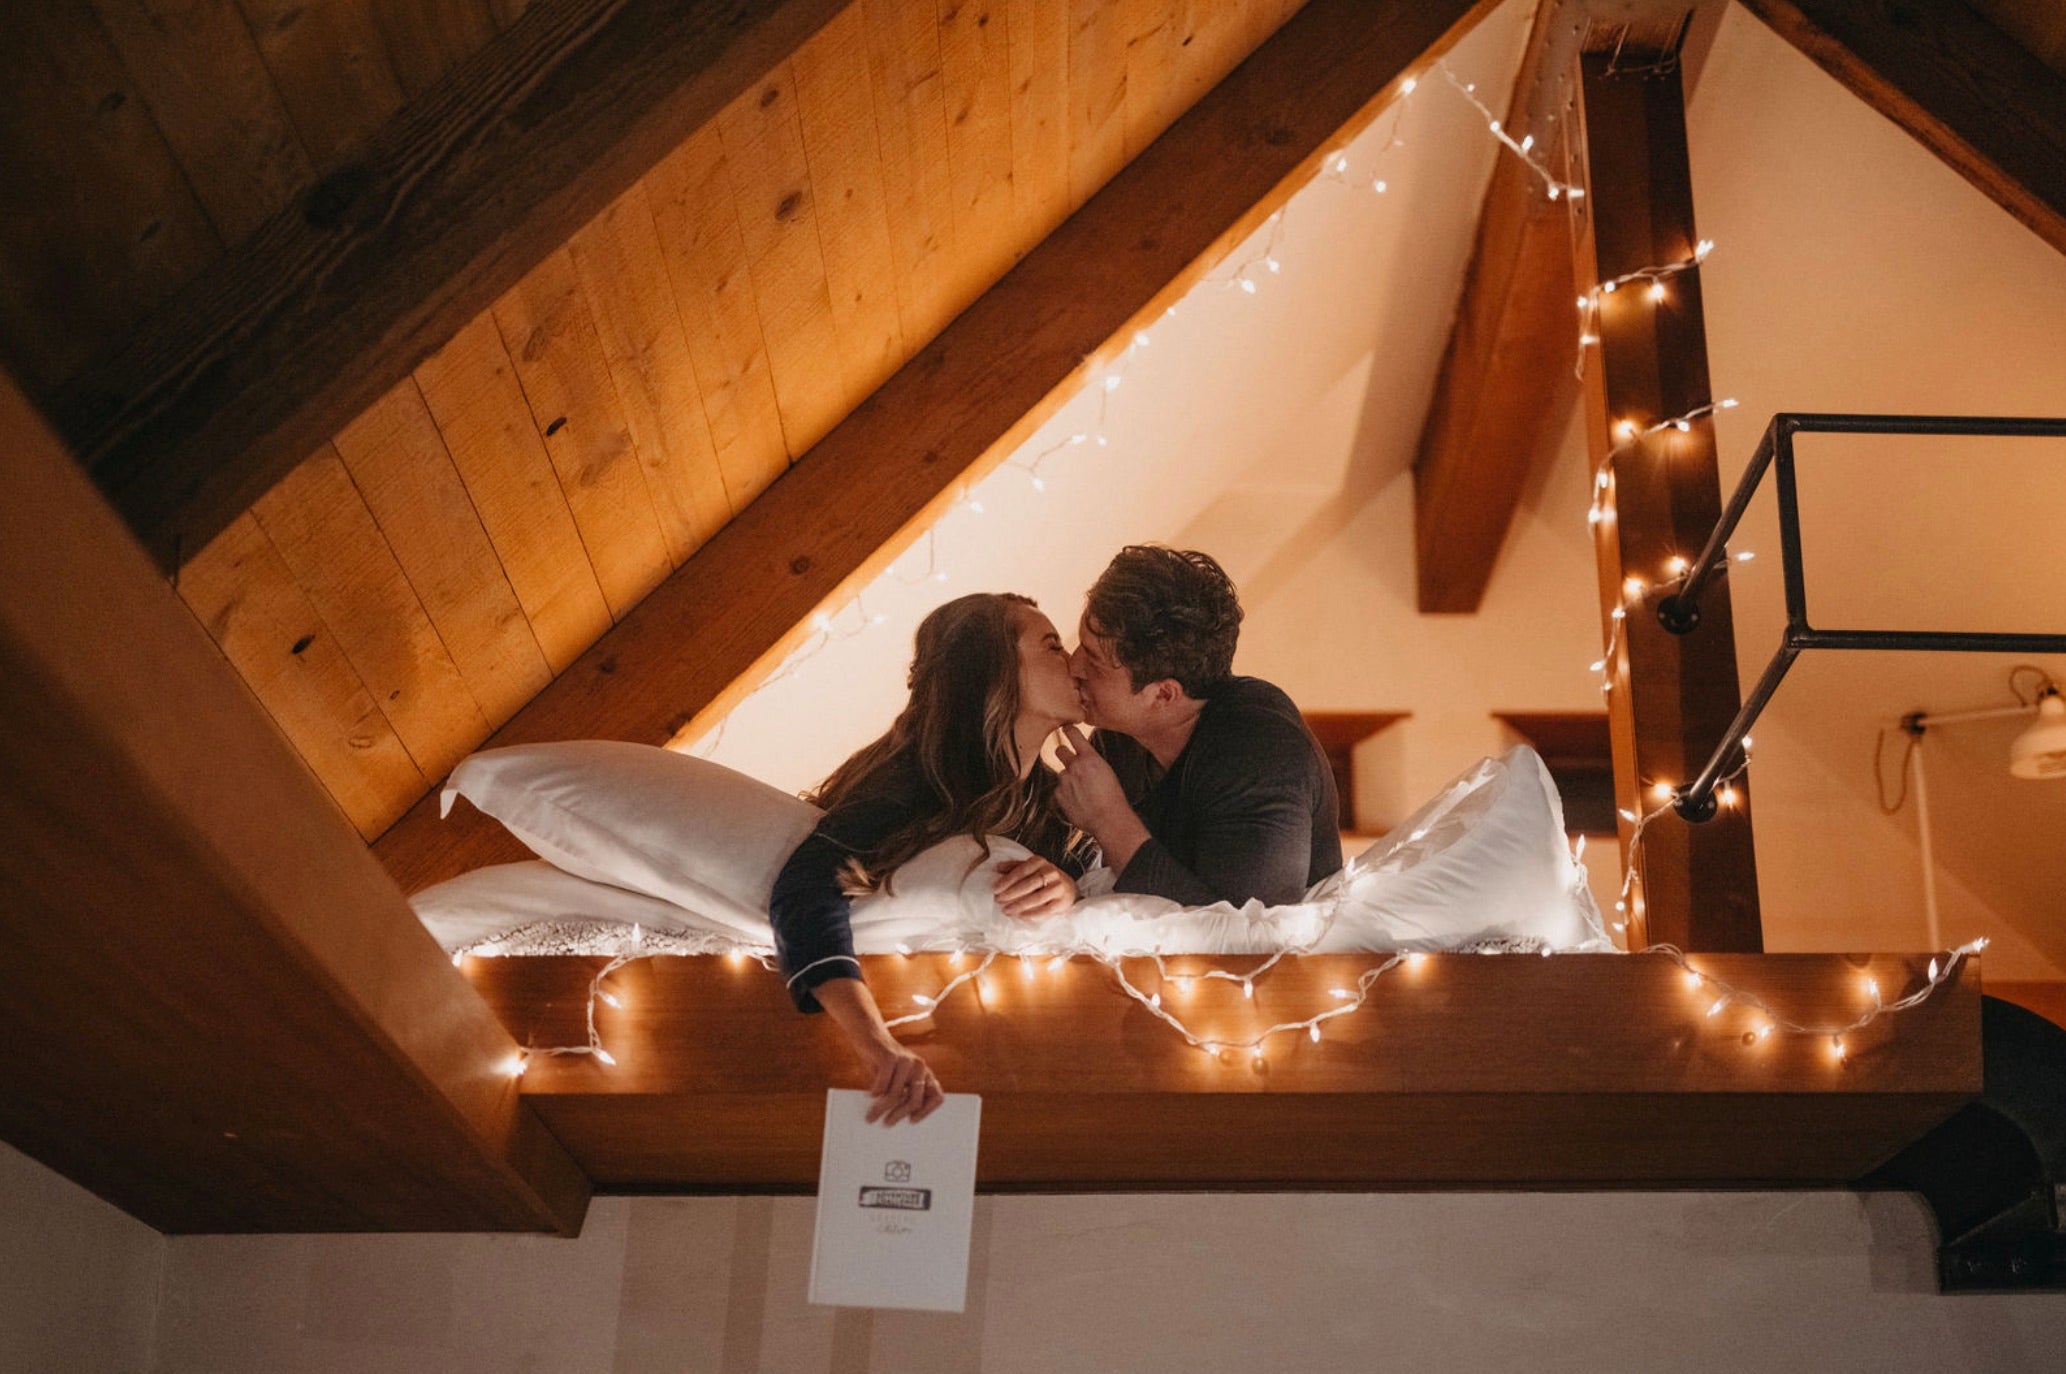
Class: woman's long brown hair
807,592,1078,891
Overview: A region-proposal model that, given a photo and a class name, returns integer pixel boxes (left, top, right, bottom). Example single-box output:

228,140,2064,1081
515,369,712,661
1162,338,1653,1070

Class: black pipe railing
1655,413,2066,822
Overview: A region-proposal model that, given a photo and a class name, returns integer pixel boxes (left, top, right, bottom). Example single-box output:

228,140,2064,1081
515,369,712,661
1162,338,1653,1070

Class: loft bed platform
464,951,1981,1192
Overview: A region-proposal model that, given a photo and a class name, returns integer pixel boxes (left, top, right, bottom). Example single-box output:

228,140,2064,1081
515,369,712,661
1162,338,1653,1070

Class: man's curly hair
1083,546,1243,697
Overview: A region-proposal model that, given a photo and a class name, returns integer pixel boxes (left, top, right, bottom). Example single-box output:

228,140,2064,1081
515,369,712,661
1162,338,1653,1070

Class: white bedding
413,746,1613,958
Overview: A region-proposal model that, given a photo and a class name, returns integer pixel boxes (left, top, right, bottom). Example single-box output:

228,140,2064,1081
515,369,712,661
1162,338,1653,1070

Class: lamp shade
2009,690,2066,780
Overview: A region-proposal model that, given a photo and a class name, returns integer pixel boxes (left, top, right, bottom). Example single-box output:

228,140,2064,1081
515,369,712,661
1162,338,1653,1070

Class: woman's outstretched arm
813,978,943,1124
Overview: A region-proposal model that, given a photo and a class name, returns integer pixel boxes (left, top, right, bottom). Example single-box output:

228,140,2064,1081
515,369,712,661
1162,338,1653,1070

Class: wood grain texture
644,125,793,509
413,313,615,672
86,0,315,243
567,181,736,562
1740,0,2066,257
1413,0,1579,614
234,0,406,168
251,444,491,783
369,0,502,97
330,378,554,730
55,0,850,572
374,0,1496,890
0,3,222,394
1065,0,1129,209
492,249,674,621
934,0,1018,314
179,511,427,837
862,0,961,342
1570,49,1762,953
715,66,850,457
1005,0,1071,246
465,951,1980,1188
792,6,908,400
0,373,586,1235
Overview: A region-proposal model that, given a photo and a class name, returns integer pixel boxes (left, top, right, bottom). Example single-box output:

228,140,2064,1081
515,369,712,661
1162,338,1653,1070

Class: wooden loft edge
0,374,588,1235
48,0,849,572
1412,0,1582,614
373,0,1505,895
1739,0,2066,257
465,952,1981,1189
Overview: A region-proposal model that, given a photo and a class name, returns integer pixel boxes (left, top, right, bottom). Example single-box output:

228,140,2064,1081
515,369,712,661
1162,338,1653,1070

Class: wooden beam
0,373,589,1234
1569,45,1763,952
374,0,1503,893
1411,0,1582,614
465,952,1978,1188
1741,0,2066,258
47,0,847,572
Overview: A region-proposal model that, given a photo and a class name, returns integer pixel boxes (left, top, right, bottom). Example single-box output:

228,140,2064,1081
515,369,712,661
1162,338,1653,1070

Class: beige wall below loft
0,1142,162,1374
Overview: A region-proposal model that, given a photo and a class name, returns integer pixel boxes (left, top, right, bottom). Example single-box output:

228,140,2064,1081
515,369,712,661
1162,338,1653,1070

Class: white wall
147,1191,2066,1372
0,1142,163,1374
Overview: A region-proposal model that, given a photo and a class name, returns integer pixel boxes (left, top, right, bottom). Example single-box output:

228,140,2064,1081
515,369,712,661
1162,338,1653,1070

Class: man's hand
993,855,1077,919
1054,726,1151,872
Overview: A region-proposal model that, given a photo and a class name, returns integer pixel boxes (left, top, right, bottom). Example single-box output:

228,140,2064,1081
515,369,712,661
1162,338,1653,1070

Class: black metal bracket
1654,413,2066,822
1861,997,2066,1293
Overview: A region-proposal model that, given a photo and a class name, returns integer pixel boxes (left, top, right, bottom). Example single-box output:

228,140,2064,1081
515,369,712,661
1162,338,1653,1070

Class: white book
808,1089,982,1312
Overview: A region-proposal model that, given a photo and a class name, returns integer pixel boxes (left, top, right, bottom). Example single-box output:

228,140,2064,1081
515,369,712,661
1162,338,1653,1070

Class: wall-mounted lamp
2009,683,2066,780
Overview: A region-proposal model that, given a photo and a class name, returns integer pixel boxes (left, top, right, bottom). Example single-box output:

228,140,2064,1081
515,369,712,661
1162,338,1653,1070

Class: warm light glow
1243,980,1255,1000
1615,418,1637,439
1652,781,1676,800
1602,279,1618,294
1830,1036,1847,1061
451,952,465,968
595,1048,617,1067
1648,281,1667,303
1579,332,1599,346
1309,1025,1322,1043
599,991,623,1009
1685,970,1703,988
1406,953,1430,970
1707,998,1729,1018
503,1054,527,1079
1239,278,1258,295
1719,784,1739,807
1372,179,1388,194
1928,958,1940,982
1400,76,1418,94
1624,576,1647,598
1665,555,1689,575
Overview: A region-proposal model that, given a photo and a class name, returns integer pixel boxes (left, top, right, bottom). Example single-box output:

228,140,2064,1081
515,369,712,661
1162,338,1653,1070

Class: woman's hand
865,1043,944,1125
993,855,1077,919
814,977,943,1125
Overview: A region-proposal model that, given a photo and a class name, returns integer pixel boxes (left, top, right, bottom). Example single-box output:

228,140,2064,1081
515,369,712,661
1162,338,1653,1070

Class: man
1052,545,1340,907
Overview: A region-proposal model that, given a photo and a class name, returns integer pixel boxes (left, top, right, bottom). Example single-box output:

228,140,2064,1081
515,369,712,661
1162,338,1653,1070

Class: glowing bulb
1330,988,1353,999
1601,279,1618,294
1069,432,1088,445
1694,238,1714,260
1755,1021,1774,1040
1707,998,1729,1018
1488,119,1500,134
1239,278,1257,295
504,1054,527,1078
912,993,935,1008
599,991,623,1009
1577,296,1591,309
1520,134,1534,153
811,611,832,632
1401,76,1417,94
1265,257,1281,273
451,952,465,967
1149,993,1161,1009
1624,576,1647,597
870,612,890,624
1652,781,1676,799
1615,418,1637,439
1133,331,1150,348
1238,978,1252,1000
932,570,948,582
966,499,985,514
1201,1041,1219,1056
1174,976,1193,993
1648,281,1667,303
1548,184,1562,200
1048,955,1069,973
1407,953,1429,969
1666,555,1689,575
1309,1025,1321,1043
1372,179,1388,194
1864,977,1881,1001
1928,958,1939,982
1579,332,1599,346
1252,1049,1266,1068
595,1048,617,1067
1589,658,1606,673
1331,154,1349,173
1670,418,1690,432
1719,397,1739,408
1684,970,1702,987
1019,955,1034,979
1103,373,1122,392
950,952,965,967
1587,506,1605,526
1741,735,1754,750
977,978,992,999
1030,476,1046,492
1733,550,1755,562
1719,784,1739,807
1830,1036,1847,1061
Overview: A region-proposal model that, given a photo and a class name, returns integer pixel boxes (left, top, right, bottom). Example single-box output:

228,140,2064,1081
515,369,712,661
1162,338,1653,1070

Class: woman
769,593,1090,1126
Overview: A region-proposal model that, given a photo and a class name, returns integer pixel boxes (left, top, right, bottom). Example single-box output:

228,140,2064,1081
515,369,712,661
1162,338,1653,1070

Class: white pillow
439,741,822,939
412,860,733,951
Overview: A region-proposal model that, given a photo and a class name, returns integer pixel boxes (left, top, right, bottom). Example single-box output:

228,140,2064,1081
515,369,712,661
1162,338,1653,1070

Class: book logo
885,1160,912,1183
858,1187,932,1211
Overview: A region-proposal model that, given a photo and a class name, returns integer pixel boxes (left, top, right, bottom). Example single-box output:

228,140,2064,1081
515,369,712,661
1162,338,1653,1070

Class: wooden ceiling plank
0,4,222,395
793,8,911,402
86,0,316,244
1004,0,1072,247
177,511,427,838
0,373,587,1234
331,380,553,728
1571,44,1762,952
251,443,492,783
1740,0,2066,258
1066,0,1130,210
935,0,1021,318
232,0,406,169
567,182,736,563
413,313,615,672
715,65,851,458
56,0,850,572
643,126,792,509
374,0,1500,885
862,0,962,341
1412,0,1581,614
369,0,502,99
491,249,674,620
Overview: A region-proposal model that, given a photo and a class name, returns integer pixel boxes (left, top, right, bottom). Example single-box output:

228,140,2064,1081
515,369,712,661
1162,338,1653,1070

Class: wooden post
1568,48,1762,952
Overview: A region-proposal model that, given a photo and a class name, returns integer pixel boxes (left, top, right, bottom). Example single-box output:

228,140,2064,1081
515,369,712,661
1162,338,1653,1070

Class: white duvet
413,746,1613,959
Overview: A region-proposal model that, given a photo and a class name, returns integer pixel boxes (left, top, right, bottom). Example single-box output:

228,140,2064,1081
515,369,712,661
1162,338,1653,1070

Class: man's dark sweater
1097,676,1341,907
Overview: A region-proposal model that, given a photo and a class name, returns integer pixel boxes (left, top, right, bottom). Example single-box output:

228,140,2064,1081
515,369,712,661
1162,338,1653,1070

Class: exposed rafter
0,373,587,1234
1412,0,1582,614
374,0,1503,894
48,0,848,572
1741,0,2066,257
